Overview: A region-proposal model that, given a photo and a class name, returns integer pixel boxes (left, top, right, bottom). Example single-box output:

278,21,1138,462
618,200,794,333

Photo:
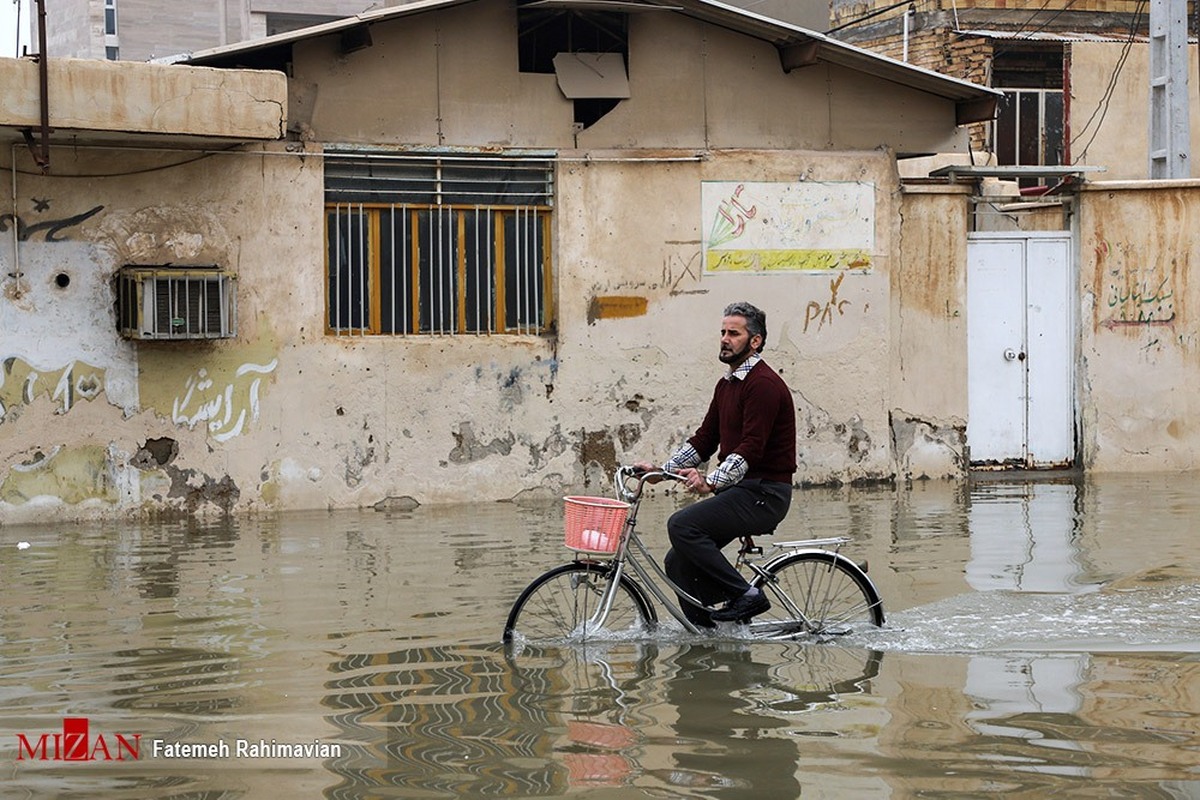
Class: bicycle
502,466,885,644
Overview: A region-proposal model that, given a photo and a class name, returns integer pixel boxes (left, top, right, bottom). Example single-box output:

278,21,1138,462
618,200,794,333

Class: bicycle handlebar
614,464,686,502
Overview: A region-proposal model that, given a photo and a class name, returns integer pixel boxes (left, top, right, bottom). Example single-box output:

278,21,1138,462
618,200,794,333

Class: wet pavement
2,471,1200,798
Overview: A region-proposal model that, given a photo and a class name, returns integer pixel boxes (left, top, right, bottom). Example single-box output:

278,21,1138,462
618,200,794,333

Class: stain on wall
0,444,116,505
96,204,232,265
449,422,515,464
587,295,649,324
890,409,966,479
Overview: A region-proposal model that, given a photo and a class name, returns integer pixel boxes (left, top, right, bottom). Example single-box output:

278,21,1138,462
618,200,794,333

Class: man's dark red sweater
687,360,797,484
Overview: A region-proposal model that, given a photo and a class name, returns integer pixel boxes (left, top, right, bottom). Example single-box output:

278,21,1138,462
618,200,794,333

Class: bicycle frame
579,467,862,638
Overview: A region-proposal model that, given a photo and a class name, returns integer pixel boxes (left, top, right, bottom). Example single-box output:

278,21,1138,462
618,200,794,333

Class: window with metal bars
324,153,554,336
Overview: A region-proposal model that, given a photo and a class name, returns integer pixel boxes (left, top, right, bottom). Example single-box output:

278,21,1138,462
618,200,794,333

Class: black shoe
710,590,770,623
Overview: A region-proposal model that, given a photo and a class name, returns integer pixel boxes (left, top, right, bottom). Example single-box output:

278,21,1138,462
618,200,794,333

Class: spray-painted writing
172,359,278,442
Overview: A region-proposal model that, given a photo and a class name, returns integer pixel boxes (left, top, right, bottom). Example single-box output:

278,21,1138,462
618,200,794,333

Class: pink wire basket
562,496,630,554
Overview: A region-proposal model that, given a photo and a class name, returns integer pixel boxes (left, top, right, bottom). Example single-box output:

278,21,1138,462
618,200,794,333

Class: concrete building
27,0,370,61
2,0,1197,522
28,0,831,63
827,0,1200,182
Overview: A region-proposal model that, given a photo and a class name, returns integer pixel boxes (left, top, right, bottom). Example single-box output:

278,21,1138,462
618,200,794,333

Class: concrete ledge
0,56,286,140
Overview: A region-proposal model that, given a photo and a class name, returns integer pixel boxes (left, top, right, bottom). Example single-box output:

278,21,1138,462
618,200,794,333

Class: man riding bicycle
636,301,796,627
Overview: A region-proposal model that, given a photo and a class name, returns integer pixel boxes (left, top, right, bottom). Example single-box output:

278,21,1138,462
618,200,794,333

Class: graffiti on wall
803,274,852,333
1103,264,1176,326
702,181,874,272
0,205,103,242
0,357,106,421
171,359,278,443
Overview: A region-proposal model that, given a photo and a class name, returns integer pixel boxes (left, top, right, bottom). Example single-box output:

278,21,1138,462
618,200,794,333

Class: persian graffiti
0,357,106,421
803,274,852,333
0,205,104,242
171,359,278,443
702,181,875,272
1104,265,1175,326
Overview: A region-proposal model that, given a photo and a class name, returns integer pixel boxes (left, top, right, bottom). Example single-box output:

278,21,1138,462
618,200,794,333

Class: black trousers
664,478,792,627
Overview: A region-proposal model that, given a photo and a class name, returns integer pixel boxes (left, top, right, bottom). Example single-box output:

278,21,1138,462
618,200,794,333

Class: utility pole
1148,0,1191,178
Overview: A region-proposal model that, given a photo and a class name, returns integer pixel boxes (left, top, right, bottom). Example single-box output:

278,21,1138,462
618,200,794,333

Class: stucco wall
0,56,287,139
1078,180,1200,471
288,0,967,155
0,141,912,520
893,185,971,479
1070,42,1200,181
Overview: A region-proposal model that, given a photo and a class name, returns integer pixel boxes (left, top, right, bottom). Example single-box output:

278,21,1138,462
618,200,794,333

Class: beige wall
1077,180,1200,470
893,186,971,479
1070,42,1200,181
0,141,917,520
0,56,287,139
291,4,968,155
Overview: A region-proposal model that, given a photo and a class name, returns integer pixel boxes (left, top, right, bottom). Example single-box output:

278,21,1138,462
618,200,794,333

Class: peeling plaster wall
1078,181,1200,471
0,140,908,520
554,150,899,488
891,185,971,479
0,0,994,521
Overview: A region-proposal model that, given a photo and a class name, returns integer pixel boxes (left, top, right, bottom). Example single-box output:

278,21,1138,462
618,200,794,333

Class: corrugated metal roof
176,0,999,119
955,28,1151,44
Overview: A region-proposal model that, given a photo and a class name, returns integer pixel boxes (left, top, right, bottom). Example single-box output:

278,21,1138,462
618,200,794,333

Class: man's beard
719,341,753,364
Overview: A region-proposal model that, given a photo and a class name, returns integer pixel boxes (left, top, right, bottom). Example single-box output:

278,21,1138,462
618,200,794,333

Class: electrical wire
1069,0,1146,165
990,0,1081,58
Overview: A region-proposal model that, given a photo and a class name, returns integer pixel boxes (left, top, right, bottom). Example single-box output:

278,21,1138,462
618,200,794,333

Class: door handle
1003,348,1028,362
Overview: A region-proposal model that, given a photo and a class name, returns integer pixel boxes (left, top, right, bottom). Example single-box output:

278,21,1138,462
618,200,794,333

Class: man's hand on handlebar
676,467,714,496
631,461,665,483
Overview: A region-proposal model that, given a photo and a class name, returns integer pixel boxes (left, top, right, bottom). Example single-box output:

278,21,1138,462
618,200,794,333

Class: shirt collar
725,352,762,381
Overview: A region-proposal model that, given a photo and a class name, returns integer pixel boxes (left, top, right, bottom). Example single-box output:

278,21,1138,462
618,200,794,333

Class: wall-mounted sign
702,181,875,272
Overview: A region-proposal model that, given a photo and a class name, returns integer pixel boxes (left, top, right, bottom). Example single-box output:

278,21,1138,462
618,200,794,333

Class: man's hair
723,301,767,352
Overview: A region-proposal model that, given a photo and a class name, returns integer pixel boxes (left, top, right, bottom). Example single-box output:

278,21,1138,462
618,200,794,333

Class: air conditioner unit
116,266,237,340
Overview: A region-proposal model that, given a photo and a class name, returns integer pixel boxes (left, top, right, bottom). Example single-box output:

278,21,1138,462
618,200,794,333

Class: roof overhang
177,0,1000,125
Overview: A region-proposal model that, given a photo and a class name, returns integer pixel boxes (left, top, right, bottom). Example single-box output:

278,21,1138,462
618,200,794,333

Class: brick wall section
832,0,1146,27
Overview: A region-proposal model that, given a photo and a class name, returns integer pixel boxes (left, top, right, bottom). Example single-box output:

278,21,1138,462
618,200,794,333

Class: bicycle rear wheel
752,552,884,636
503,562,656,643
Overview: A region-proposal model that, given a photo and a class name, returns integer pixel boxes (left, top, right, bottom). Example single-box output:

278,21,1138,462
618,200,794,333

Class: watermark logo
16,718,141,762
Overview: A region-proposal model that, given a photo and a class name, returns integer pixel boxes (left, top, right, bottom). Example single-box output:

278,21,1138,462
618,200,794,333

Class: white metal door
967,234,1074,468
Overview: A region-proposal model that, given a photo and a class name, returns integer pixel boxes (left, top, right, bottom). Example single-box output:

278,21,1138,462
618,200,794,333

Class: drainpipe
902,3,916,62
27,0,49,172
10,144,19,285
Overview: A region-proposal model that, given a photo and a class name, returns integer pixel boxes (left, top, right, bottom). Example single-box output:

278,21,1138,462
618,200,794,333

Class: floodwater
3,472,1200,799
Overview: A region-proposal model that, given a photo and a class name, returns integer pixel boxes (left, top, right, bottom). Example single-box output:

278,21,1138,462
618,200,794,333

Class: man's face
718,315,760,366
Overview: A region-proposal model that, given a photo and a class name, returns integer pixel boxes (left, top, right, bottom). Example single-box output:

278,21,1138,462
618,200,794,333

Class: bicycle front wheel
503,562,656,644
754,552,884,636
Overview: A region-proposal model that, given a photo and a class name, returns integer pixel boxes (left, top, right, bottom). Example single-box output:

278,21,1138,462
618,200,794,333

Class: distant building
826,0,1158,181
32,0,371,61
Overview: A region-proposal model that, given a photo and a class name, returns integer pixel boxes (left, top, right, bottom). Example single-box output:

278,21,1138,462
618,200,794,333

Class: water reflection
4,474,1200,797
